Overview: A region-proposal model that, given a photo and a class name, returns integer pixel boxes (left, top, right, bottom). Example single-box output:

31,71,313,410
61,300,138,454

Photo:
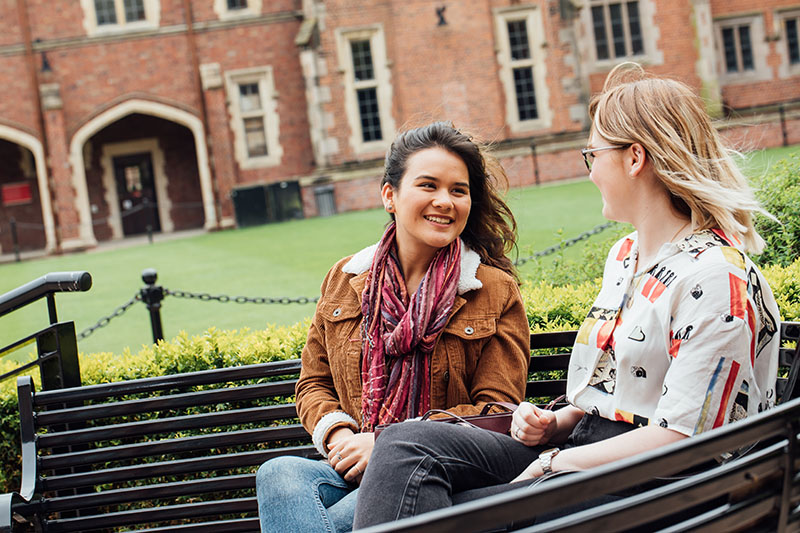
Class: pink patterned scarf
360,222,461,431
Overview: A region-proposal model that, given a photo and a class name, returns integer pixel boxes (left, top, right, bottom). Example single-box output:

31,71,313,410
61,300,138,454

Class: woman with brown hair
255,121,530,532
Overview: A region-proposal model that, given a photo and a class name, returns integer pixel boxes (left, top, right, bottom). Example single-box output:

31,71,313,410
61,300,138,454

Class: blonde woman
353,63,781,529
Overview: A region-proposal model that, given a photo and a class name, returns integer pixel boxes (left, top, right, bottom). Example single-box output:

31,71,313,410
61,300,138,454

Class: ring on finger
514,426,522,440
335,453,343,462
354,465,363,475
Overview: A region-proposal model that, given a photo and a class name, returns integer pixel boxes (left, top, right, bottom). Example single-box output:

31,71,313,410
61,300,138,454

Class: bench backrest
12,322,799,532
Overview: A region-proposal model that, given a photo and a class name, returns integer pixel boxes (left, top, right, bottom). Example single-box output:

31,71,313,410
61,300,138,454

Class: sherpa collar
342,239,483,295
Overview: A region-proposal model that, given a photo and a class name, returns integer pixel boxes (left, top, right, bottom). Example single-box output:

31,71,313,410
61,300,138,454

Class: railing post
779,104,788,147
140,268,164,343
10,217,21,262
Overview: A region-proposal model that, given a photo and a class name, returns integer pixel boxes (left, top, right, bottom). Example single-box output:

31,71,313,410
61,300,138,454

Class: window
785,15,800,65
213,0,261,20
590,1,643,60
721,24,754,73
494,7,551,131
225,67,283,168
81,0,158,35
335,26,394,154
713,15,769,83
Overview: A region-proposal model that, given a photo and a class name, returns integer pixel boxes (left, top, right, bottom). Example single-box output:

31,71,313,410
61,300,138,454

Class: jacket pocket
443,316,496,340
318,300,362,323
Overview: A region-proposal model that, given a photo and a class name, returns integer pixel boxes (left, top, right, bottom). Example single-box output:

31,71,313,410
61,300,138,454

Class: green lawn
0,144,795,358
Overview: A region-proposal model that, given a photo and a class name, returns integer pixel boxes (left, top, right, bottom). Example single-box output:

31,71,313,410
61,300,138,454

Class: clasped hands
327,427,374,484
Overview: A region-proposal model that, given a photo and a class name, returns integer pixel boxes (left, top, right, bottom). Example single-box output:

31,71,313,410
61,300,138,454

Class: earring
386,202,393,212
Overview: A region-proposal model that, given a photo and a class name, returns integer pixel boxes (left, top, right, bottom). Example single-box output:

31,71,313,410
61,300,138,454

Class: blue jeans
256,456,358,533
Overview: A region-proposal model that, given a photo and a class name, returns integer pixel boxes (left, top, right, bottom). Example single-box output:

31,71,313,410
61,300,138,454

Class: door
113,153,161,236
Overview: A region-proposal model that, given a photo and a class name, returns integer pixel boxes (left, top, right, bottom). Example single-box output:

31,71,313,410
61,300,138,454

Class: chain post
140,268,164,343
10,217,21,262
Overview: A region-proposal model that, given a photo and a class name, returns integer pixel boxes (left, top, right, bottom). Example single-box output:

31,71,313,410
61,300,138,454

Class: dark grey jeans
353,414,635,530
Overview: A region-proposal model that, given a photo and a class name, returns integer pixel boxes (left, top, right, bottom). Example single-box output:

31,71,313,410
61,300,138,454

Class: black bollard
140,268,164,343
10,217,20,262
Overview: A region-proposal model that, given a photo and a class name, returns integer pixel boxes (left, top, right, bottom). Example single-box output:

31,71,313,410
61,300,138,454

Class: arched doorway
0,124,56,254
69,99,217,246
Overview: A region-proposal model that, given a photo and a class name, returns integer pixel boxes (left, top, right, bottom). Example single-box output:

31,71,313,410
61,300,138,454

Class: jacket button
443,371,450,382
464,326,474,335
333,308,342,317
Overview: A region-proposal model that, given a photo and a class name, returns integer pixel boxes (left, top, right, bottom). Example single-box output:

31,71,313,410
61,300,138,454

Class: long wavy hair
589,62,769,253
382,121,518,279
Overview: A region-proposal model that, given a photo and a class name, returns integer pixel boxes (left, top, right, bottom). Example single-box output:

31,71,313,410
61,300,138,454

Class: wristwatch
538,447,560,475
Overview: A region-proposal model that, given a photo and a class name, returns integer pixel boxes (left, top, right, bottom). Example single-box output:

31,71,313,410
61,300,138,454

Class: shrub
752,153,800,267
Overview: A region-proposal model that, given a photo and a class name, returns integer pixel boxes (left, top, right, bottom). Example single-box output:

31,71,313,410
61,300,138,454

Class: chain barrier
78,292,142,340
75,222,616,340
513,221,617,267
165,289,319,306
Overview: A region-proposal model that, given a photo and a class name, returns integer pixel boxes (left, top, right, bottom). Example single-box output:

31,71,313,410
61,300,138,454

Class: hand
510,401,556,447
328,432,375,484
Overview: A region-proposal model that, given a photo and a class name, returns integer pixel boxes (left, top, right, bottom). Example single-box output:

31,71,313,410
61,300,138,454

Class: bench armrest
0,492,32,533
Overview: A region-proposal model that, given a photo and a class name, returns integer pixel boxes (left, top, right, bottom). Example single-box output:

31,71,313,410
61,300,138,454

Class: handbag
374,401,517,439
373,395,566,440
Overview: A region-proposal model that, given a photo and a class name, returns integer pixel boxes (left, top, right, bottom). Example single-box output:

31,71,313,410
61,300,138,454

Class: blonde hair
588,62,769,253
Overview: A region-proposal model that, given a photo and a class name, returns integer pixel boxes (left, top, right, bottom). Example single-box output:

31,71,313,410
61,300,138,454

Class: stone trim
713,13,771,85
80,0,161,37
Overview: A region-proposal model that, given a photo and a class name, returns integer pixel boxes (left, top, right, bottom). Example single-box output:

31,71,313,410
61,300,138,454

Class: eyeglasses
580,145,630,171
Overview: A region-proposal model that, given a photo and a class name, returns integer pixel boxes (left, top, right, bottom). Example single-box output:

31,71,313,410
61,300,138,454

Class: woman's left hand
328,432,375,484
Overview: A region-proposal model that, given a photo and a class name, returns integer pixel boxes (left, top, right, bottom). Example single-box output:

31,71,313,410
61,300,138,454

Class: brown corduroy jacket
295,244,530,457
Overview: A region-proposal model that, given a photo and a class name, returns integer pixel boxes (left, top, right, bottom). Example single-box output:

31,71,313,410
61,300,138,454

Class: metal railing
0,271,92,390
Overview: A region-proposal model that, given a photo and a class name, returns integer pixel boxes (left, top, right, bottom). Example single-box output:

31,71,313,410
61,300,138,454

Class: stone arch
69,99,217,247
0,124,57,253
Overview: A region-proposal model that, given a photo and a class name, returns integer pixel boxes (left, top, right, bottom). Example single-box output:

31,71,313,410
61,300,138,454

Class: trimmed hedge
2,259,799,492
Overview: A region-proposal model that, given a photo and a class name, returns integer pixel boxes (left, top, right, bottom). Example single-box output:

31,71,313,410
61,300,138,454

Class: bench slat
528,353,571,372
35,381,296,427
33,359,303,406
40,425,310,471
37,404,299,449
525,380,568,398
45,474,254,512
42,446,319,492
130,518,260,533
45,497,257,533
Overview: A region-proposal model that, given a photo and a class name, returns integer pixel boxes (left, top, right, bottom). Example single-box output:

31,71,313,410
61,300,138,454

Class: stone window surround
713,13,771,85
100,138,173,240
579,0,662,73
334,24,395,156
80,0,160,37
213,0,263,21
776,8,800,78
224,66,283,169
494,5,552,132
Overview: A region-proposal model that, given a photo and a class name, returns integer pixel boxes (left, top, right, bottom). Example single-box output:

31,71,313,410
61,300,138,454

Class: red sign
1,182,32,206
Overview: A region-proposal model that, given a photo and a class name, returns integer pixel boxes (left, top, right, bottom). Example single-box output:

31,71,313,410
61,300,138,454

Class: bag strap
478,401,518,416
420,409,478,428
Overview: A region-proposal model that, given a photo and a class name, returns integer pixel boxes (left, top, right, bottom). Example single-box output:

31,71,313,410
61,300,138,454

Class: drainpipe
17,0,61,251
181,0,222,228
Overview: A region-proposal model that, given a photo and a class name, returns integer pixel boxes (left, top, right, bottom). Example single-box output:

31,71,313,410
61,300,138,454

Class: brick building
0,0,798,254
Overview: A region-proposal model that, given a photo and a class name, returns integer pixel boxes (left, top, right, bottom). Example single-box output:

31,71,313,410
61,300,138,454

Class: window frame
494,6,552,132
579,0,662,73
335,25,395,155
777,9,800,77
81,0,160,36
225,66,283,169
713,14,770,85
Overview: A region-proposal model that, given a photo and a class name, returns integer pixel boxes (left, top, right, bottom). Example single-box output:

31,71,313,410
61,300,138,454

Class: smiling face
382,147,471,263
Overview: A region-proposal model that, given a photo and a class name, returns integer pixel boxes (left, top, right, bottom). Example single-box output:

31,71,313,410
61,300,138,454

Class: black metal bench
2,324,798,532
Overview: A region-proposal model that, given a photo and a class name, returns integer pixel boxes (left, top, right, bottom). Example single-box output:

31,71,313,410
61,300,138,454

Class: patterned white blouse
566,229,780,437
